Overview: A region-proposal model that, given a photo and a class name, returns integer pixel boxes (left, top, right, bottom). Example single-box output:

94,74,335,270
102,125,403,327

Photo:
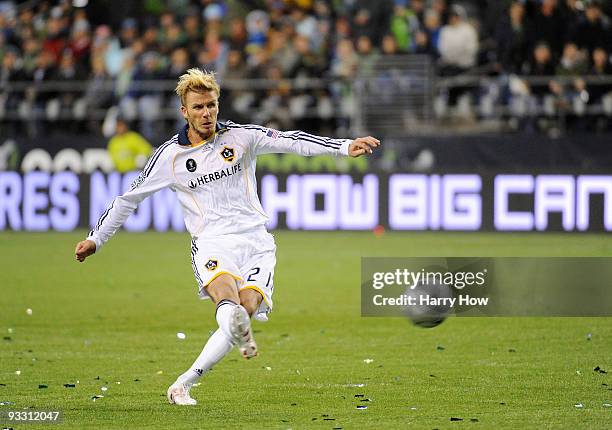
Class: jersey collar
178,121,229,146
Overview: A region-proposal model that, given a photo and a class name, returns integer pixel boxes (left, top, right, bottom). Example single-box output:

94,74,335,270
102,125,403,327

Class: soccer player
74,68,380,405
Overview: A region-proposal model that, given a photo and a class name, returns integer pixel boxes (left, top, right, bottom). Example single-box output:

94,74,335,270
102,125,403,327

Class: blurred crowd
1,0,612,140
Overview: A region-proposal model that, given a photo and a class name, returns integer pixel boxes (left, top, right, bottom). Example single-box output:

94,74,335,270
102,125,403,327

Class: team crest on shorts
205,259,218,271
186,158,197,172
220,146,235,162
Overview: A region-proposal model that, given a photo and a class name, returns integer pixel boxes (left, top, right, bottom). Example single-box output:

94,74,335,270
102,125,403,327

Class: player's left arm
248,127,380,158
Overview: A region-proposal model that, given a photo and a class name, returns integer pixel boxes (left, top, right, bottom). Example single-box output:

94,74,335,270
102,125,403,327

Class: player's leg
169,274,257,398
169,241,249,405
239,288,263,316
205,274,258,359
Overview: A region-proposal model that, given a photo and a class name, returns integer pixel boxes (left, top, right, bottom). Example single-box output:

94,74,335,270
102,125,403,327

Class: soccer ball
402,279,453,328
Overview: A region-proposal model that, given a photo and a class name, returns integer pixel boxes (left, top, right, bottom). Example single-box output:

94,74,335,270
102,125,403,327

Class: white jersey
87,121,351,250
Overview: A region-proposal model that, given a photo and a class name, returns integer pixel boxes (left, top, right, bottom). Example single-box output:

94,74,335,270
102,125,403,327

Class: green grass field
1,231,611,429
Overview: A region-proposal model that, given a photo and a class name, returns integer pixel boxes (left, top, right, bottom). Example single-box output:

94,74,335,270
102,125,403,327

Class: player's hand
75,240,96,262
348,136,380,157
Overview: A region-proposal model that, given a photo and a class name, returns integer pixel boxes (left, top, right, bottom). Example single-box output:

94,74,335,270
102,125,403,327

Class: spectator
289,34,325,79
245,9,269,52
331,38,359,81
51,50,86,117
532,0,567,59
291,7,318,42
496,1,534,74
68,19,91,68
119,18,138,49
524,42,556,98
555,41,588,77
183,13,203,54
166,47,189,80
312,0,333,54
571,0,612,56
226,17,247,52
83,55,113,128
129,51,164,140
431,0,450,25
41,12,67,62
414,8,442,58
410,0,427,24
438,4,478,73
140,25,160,53
107,118,152,173
224,50,248,81
159,22,186,56
587,46,612,104
355,35,380,76
0,47,25,100
268,29,299,77
381,33,399,55
20,37,40,74
0,47,25,134
390,1,420,52
28,50,57,107
350,0,393,46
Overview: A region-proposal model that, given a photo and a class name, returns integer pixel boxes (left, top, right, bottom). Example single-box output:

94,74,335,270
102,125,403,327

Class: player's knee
239,289,262,316
206,274,239,303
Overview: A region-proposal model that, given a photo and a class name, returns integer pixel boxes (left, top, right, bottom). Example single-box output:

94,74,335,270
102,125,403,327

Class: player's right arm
75,142,174,262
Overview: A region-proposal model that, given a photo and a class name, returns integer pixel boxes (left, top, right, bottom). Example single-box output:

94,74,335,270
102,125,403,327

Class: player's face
181,90,219,140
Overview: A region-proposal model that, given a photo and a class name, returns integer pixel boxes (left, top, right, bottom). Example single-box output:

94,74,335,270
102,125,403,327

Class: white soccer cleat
167,382,197,405
230,305,258,359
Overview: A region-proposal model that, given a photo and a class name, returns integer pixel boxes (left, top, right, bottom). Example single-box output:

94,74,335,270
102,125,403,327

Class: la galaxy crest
205,259,218,271
220,146,235,162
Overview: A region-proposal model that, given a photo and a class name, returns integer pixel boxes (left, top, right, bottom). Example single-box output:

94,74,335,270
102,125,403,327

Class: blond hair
175,68,221,105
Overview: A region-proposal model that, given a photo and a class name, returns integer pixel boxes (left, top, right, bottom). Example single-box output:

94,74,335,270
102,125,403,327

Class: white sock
215,299,238,340
176,329,233,386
